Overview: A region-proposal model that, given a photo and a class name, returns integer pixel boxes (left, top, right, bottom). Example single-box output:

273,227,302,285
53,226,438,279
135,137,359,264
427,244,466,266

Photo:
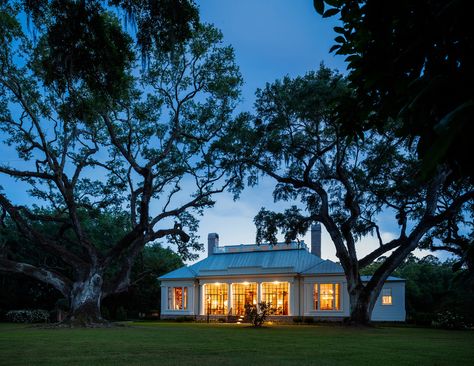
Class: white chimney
207,233,219,256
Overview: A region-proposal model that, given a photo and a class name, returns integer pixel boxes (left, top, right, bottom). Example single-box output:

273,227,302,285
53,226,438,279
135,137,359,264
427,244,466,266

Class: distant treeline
362,254,474,326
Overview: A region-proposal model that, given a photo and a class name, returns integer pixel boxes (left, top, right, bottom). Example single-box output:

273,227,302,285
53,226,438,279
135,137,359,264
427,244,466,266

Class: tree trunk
348,288,373,326
63,273,107,327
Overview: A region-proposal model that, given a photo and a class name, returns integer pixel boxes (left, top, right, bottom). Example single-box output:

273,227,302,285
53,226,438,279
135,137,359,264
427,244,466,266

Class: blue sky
191,0,437,262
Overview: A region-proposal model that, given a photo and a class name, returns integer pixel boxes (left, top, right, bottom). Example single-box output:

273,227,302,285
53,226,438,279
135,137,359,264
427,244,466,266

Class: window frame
312,283,342,311
261,282,290,315
167,286,188,311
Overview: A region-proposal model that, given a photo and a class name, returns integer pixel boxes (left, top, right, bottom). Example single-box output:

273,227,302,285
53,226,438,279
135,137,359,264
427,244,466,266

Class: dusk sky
191,1,434,262
0,1,435,264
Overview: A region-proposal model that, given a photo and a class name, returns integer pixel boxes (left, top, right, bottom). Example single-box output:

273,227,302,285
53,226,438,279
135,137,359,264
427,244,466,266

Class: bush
101,306,111,320
6,309,49,323
293,316,303,324
303,316,315,324
244,301,274,327
411,312,435,326
174,316,194,322
116,306,127,321
433,311,468,330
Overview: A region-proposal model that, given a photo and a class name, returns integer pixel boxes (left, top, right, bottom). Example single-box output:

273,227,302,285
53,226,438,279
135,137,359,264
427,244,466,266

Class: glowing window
313,283,340,311
168,287,187,310
382,288,392,305
205,284,228,315
232,283,257,315
261,282,289,315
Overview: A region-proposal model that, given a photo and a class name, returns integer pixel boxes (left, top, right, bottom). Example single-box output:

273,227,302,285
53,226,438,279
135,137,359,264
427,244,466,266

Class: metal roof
159,248,344,280
360,275,405,282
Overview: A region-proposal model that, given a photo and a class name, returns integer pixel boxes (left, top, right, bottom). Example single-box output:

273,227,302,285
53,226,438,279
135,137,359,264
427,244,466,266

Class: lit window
382,288,392,305
232,283,257,315
205,283,228,315
313,283,340,311
261,282,289,315
168,287,187,310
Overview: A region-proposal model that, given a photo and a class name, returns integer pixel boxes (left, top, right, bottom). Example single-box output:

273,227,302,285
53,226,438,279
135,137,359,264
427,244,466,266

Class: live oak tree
313,0,474,276
313,0,474,181
221,66,473,324
0,1,242,325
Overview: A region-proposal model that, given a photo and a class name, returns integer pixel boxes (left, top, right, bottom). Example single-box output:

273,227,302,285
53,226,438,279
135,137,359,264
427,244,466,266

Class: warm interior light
273,281,280,284
242,281,249,285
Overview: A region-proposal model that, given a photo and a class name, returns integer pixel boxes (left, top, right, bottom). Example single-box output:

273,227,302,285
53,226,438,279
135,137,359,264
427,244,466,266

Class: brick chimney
207,233,219,256
311,223,322,257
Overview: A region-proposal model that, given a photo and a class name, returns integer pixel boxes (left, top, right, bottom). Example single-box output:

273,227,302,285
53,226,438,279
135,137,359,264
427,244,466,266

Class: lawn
0,322,473,366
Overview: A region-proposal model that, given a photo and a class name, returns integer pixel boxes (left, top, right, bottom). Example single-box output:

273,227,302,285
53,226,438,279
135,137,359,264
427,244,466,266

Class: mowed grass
0,322,473,366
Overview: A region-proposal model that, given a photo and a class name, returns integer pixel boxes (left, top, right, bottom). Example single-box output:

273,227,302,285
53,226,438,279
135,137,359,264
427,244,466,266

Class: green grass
0,322,473,366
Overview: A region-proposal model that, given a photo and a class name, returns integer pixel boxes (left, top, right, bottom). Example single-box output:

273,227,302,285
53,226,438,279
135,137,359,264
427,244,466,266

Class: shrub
303,316,315,324
293,316,303,324
116,306,127,321
411,312,435,326
101,306,111,320
434,310,468,330
244,301,274,327
6,309,50,323
174,316,194,322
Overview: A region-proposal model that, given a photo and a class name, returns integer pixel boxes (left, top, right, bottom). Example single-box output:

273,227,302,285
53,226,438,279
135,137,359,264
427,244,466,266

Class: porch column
257,281,262,310
227,283,232,315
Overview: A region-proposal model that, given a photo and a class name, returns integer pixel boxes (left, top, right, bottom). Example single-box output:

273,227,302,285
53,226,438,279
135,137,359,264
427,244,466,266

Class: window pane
334,283,340,310
205,284,228,315
232,283,257,315
320,284,334,310
174,287,183,310
261,282,289,315
313,284,318,310
382,288,392,305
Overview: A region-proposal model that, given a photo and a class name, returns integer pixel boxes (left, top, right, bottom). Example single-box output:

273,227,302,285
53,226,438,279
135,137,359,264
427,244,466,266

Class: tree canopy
0,1,242,325
221,64,473,324
314,0,474,181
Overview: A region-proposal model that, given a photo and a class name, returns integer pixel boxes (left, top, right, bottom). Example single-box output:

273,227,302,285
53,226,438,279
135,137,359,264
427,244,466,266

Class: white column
257,282,262,310
227,283,232,315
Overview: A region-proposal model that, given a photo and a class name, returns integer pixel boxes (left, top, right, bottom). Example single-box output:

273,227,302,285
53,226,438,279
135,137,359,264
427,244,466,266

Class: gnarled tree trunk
64,273,106,327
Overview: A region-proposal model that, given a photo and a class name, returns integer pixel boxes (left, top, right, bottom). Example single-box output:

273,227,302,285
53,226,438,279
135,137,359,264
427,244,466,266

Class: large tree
0,1,242,325
313,0,474,275
313,0,473,180
221,66,473,324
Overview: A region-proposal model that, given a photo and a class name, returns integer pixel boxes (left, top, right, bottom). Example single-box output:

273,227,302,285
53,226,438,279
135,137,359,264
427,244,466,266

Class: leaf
334,35,345,43
329,44,341,53
313,0,325,15
334,26,345,34
323,8,339,18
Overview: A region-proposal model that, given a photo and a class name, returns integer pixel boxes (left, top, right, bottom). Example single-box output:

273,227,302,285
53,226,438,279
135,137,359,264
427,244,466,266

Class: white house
159,224,406,321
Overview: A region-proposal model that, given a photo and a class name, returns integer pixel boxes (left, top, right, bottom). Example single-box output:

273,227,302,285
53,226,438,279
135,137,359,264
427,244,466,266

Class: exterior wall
160,280,196,317
370,281,406,321
302,275,350,318
160,276,406,322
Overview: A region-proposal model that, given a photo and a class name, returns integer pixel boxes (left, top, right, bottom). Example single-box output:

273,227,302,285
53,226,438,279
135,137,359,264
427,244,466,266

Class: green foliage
362,254,474,326
0,0,242,323
315,0,474,181
244,301,274,327
6,309,49,323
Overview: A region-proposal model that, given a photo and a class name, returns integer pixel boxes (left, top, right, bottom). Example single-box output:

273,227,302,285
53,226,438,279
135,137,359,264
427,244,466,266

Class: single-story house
159,224,406,321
